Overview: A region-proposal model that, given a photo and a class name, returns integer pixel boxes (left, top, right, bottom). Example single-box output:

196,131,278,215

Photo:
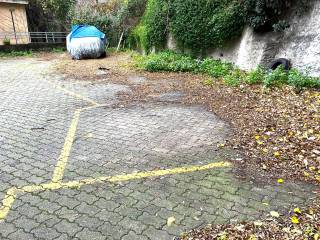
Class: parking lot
0,58,317,240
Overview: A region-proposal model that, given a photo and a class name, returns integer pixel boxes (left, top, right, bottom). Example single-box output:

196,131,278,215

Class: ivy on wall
171,0,245,55
130,0,301,54
130,0,168,53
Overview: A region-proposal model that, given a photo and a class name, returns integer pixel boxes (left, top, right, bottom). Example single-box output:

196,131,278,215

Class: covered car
67,25,106,60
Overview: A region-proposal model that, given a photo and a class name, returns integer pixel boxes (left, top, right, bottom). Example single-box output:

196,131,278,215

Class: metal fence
0,32,68,44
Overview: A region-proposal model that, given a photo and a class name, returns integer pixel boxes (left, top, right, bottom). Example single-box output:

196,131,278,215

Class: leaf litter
53,52,320,239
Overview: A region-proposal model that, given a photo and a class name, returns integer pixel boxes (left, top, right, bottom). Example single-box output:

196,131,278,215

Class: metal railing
0,32,68,44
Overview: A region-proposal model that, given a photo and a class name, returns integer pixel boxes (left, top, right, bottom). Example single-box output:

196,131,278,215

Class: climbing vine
171,0,245,55
130,0,168,52
130,0,305,54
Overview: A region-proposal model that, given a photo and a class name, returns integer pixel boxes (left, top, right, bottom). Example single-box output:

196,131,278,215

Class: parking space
0,59,317,240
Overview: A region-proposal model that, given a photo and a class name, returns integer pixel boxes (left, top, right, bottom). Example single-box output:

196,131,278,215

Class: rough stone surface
0,59,317,240
168,0,320,76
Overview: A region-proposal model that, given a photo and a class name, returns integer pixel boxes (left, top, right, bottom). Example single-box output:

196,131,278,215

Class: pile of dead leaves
180,202,320,240
181,80,320,185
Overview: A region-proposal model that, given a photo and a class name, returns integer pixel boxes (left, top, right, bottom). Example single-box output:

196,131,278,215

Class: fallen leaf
277,179,284,184
253,221,263,226
291,216,300,224
217,143,225,148
294,207,301,214
270,211,280,218
167,216,176,226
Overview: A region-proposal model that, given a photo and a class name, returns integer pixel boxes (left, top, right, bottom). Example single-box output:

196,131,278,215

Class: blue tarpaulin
70,25,106,41
67,25,107,60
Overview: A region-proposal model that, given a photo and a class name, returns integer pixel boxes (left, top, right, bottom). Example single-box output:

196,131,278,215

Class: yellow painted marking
50,82,99,106
30,161,231,193
51,108,82,183
1,78,232,221
51,105,105,183
0,187,18,220
0,161,231,220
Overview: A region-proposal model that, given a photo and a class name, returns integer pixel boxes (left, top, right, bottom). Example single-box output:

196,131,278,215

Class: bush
263,66,288,87
3,37,10,45
245,66,266,85
128,0,304,54
224,69,246,87
198,58,233,78
140,50,197,72
288,69,320,89
134,51,320,90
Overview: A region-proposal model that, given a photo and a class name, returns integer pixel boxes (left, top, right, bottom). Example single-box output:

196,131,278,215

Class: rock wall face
166,0,320,76
275,1,320,76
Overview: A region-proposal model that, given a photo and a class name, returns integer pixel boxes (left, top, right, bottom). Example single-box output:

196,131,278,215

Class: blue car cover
67,25,107,60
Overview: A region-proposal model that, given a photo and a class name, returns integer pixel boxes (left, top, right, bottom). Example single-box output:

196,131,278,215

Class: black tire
268,58,291,71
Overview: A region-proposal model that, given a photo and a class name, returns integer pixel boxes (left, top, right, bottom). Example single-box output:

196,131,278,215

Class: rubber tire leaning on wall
269,58,291,71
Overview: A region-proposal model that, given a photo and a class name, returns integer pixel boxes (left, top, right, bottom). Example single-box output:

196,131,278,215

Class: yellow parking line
51,105,104,183
36,161,232,193
51,108,82,183
0,187,18,220
0,161,231,220
49,82,99,106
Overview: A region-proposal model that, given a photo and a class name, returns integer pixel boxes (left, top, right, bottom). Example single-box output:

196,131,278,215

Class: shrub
198,58,233,78
244,0,293,32
129,0,304,54
245,66,266,85
142,50,197,72
134,51,319,90
288,69,320,89
131,23,148,52
224,69,246,87
263,66,288,87
3,37,10,45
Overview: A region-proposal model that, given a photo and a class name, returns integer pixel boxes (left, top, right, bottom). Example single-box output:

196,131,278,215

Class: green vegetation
0,51,34,58
134,50,197,72
196,58,233,78
134,51,320,89
3,37,11,46
130,0,168,53
170,0,245,55
27,0,76,31
70,9,111,34
0,48,65,58
52,47,66,53
130,0,302,54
